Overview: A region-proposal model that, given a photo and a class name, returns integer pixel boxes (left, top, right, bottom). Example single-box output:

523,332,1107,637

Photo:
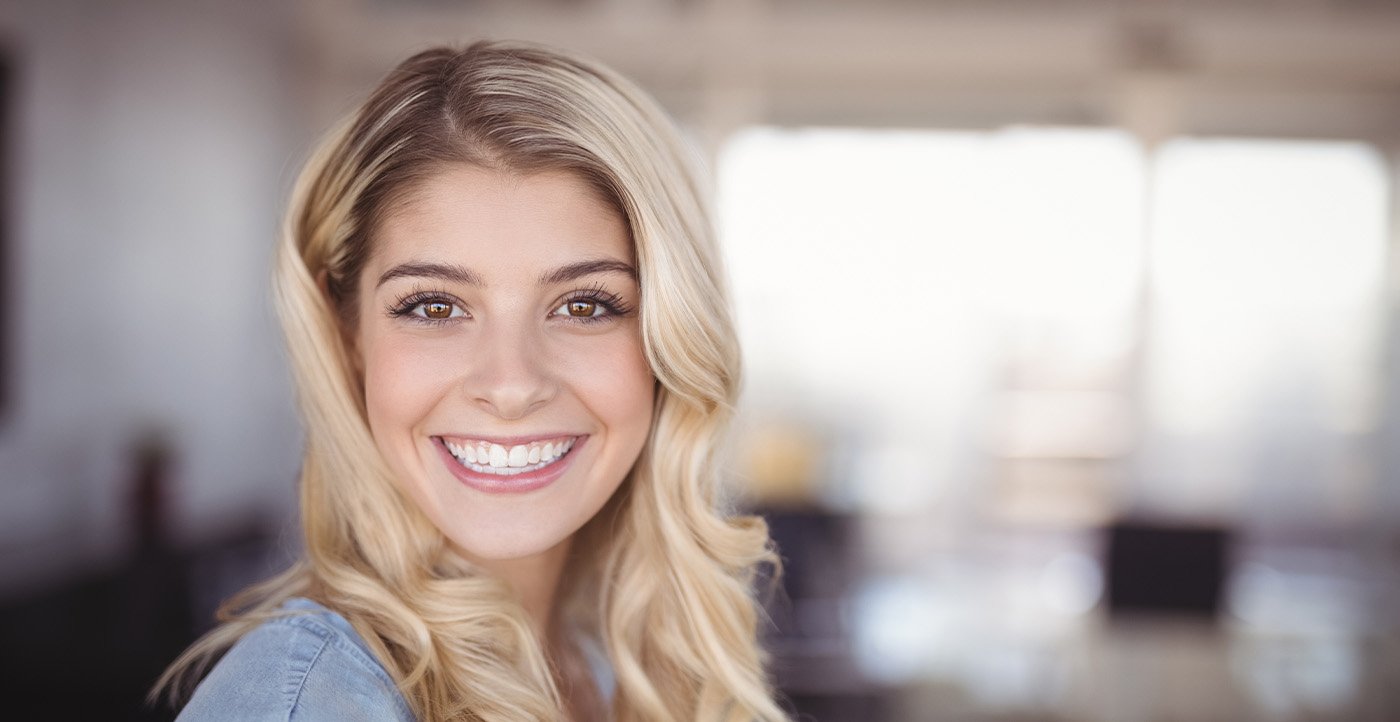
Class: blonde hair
154,41,786,721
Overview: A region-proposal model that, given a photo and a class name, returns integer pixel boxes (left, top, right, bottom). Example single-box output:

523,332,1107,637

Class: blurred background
1,0,1398,720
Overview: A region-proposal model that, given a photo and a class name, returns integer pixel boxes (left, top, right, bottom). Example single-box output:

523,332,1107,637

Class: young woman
156,41,786,722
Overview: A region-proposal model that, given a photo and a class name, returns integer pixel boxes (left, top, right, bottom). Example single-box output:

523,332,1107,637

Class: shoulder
177,598,415,722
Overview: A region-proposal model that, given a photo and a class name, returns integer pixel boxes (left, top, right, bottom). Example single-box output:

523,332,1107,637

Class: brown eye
552,294,622,322
423,302,454,319
406,299,463,321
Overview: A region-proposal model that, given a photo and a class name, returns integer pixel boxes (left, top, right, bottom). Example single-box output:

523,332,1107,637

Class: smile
440,436,578,476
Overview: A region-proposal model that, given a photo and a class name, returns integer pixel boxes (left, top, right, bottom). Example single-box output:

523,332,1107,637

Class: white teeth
444,436,579,476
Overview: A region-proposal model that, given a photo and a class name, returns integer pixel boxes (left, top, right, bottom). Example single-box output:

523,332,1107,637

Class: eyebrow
375,258,637,289
376,262,483,289
538,259,637,285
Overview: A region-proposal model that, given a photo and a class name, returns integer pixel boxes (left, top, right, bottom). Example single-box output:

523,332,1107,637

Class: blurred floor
760,509,1400,722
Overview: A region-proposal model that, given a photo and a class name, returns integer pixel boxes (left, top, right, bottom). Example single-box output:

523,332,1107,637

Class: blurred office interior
1,0,1398,720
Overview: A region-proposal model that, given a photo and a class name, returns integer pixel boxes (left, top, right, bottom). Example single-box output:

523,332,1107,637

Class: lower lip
433,437,585,494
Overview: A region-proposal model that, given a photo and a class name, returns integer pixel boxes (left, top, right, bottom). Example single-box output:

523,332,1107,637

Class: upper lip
435,433,583,446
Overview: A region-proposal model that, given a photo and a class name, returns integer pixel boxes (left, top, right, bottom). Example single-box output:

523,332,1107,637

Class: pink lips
433,436,584,494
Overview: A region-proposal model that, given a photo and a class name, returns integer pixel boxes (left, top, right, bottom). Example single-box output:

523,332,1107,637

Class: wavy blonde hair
154,41,785,721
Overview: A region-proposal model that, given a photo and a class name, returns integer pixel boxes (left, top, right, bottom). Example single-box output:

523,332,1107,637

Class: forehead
368,165,632,274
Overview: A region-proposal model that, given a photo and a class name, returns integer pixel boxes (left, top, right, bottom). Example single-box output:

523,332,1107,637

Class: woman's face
354,165,654,565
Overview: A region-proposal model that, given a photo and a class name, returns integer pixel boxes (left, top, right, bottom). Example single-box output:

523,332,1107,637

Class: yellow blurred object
737,422,824,507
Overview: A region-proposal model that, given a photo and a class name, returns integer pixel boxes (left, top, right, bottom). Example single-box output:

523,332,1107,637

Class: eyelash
560,284,635,325
384,284,635,327
386,287,463,326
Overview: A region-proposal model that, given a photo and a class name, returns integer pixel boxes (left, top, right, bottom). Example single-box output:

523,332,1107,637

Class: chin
439,515,579,566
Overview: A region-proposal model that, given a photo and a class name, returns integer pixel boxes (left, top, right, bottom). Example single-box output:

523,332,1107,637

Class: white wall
0,0,305,593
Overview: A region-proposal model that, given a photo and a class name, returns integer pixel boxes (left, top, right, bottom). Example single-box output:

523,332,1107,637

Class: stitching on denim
285,626,330,722
266,615,394,689
268,612,414,720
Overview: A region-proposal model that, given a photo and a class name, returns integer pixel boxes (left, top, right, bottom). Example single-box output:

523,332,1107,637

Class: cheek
564,331,655,441
616,348,656,433
361,333,448,451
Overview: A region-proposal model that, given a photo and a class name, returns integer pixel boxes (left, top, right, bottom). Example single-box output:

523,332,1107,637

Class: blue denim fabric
177,597,615,721
177,598,415,721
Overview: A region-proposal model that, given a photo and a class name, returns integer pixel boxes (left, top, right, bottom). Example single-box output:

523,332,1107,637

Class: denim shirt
177,598,415,721
177,598,616,721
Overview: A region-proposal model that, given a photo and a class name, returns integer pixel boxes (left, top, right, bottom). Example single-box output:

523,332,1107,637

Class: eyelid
415,301,466,320
385,284,634,326
386,289,468,325
551,285,635,323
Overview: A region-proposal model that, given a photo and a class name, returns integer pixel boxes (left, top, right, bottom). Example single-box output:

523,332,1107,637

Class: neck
460,537,574,637
450,539,603,719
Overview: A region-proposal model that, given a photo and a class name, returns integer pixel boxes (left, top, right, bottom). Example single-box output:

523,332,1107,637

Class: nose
463,321,556,420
